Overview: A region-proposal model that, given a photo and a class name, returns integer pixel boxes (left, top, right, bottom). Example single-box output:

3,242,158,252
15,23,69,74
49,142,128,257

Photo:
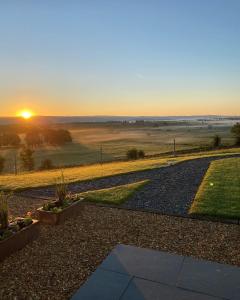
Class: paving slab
71,244,240,300
71,268,131,300
177,256,240,299
121,278,222,300
100,244,184,285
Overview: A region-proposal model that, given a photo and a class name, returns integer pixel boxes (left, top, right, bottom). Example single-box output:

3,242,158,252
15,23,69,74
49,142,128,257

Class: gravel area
19,155,240,216
1,200,240,300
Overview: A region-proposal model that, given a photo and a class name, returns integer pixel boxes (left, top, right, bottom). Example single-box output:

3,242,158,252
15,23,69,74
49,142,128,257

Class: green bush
55,171,68,206
0,192,12,229
213,135,221,148
138,150,145,159
126,148,138,160
39,159,54,170
0,155,5,173
231,123,240,145
126,148,145,160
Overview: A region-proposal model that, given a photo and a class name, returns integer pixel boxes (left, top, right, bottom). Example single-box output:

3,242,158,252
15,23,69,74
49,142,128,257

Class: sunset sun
19,110,33,120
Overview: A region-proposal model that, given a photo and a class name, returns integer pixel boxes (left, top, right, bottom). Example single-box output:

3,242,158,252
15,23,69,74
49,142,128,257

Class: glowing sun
19,110,33,119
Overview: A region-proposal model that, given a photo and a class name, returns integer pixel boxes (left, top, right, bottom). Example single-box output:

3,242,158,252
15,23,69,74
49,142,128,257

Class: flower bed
37,196,84,225
0,218,39,261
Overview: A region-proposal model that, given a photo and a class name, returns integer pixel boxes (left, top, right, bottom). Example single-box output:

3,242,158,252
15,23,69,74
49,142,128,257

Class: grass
190,157,240,219
0,147,239,191
0,123,236,173
80,180,149,205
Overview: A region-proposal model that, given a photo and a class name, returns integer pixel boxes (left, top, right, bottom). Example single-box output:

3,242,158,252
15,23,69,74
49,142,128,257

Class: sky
0,0,240,117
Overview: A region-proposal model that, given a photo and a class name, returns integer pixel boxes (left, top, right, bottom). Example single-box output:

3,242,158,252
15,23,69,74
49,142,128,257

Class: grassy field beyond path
0,148,239,191
190,157,240,219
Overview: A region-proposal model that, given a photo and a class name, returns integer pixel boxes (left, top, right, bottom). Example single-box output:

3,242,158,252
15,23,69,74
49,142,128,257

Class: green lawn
190,157,240,219
79,180,149,205
0,148,239,191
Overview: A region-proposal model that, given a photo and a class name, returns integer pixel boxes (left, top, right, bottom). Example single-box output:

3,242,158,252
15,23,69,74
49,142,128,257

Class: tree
39,159,54,170
213,135,221,148
231,123,240,145
126,148,138,160
25,129,42,147
0,133,21,147
42,129,72,146
138,150,145,159
20,147,35,171
0,156,5,173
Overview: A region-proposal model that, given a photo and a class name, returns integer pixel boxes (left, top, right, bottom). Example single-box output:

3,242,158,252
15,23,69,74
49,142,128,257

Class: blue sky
0,0,240,116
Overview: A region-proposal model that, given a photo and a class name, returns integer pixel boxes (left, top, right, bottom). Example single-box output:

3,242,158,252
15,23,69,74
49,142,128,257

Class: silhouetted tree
39,159,54,170
213,135,221,148
25,129,42,147
0,133,21,147
231,123,240,145
42,129,72,146
0,156,5,173
138,150,145,159
20,147,35,171
126,148,138,160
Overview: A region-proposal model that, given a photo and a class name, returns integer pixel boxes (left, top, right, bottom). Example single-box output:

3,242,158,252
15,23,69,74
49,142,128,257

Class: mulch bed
0,197,240,300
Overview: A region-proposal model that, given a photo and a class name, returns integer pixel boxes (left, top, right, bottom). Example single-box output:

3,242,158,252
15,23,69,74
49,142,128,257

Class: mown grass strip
80,180,149,205
0,148,239,191
189,157,240,219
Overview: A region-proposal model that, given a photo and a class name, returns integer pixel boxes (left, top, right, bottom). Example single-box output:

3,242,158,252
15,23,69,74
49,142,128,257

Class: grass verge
80,180,149,205
189,157,240,219
0,148,239,191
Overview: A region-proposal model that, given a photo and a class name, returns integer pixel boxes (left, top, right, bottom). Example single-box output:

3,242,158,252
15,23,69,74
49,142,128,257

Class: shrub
126,148,138,160
55,171,68,206
39,159,54,170
42,129,72,146
213,135,221,148
0,192,12,229
0,155,5,173
138,150,145,159
126,148,145,160
231,123,240,145
20,146,35,171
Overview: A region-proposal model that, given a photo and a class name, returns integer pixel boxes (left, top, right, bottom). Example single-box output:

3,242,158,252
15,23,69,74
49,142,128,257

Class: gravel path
20,155,240,216
1,204,240,300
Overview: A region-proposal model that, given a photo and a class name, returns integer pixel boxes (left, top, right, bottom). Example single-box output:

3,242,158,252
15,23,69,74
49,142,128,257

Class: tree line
0,126,72,173
0,128,72,148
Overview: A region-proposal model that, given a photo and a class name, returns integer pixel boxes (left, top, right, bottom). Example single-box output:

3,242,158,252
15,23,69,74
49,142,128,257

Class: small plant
55,171,68,206
39,159,54,170
126,148,145,160
0,155,5,174
126,148,138,160
138,150,145,159
231,123,240,145
213,135,221,148
0,192,12,230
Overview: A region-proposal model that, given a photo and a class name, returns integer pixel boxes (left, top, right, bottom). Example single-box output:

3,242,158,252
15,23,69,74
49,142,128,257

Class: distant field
0,148,239,191
0,122,235,174
190,157,240,219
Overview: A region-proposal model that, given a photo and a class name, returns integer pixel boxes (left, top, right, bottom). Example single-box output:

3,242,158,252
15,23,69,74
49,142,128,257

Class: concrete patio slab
71,244,240,300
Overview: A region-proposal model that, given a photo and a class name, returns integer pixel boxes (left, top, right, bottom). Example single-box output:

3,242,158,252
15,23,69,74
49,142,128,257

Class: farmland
0,120,237,174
